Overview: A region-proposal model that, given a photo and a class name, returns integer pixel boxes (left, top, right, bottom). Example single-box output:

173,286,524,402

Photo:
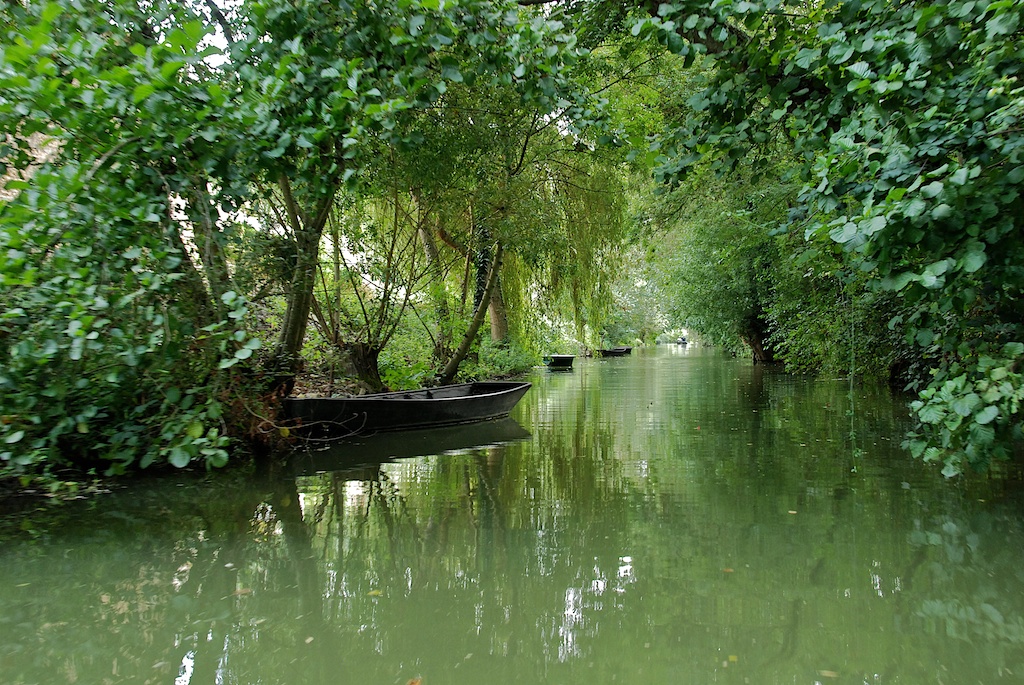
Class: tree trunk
439,243,503,385
168,223,220,328
743,310,776,364
474,224,492,309
344,341,385,391
187,182,233,314
745,333,775,364
489,275,508,342
273,233,318,380
270,175,336,385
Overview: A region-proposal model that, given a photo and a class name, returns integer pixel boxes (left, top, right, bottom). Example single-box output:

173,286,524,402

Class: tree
309,190,432,391
624,0,1024,474
0,0,591,475
364,68,632,376
0,1,249,474
647,160,789,362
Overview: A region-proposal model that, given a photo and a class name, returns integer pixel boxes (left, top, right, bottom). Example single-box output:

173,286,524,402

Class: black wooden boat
283,381,532,436
596,346,632,357
543,354,575,369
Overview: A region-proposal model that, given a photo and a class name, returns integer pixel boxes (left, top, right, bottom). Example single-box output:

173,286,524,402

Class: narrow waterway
3,347,1024,684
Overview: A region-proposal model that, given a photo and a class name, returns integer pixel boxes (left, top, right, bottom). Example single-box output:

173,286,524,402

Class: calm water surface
3,347,1024,684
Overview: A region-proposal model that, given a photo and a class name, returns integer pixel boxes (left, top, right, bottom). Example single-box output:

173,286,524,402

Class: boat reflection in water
288,417,531,475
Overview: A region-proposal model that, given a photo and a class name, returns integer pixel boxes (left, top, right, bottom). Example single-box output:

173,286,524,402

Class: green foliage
767,240,912,380
0,173,246,473
906,343,1024,477
600,245,667,346
648,160,790,358
379,327,435,390
630,0,1024,472
347,46,632,375
0,1,250,474
456,338,536,381
1,0,591,476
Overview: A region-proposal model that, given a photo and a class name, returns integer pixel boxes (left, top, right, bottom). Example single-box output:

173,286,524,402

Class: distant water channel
3,347,1024,684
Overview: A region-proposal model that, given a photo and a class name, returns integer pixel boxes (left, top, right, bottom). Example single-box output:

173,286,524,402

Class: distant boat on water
596,346,632,357
544,354,575,369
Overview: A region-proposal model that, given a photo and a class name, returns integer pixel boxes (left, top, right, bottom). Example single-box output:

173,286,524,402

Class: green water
3,347,1024,684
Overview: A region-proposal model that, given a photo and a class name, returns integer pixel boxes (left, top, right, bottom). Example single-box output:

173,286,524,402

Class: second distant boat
596,346,632,357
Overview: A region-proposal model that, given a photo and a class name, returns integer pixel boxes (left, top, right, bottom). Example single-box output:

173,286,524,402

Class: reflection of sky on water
559,587,582,660
175,650,194,685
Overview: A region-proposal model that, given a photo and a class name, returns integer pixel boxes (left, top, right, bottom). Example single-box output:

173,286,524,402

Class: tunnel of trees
1,0,1022,481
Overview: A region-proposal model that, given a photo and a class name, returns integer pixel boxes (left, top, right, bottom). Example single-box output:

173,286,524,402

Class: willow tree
227,0,569,384
353,65,632,381
0,0,593,477
247,0,602,388
309,187,434,391
436,104,632,369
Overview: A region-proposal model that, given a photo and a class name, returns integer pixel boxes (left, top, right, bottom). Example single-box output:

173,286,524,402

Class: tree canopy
625,0,1024,475
2,0,1023,480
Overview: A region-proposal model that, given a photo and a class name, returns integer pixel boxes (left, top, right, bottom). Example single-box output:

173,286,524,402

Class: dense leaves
0,0,593,476
0,1,246,474
3,0,1022,480
628,0,1024,474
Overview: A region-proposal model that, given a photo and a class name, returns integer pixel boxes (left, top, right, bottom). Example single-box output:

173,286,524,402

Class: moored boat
596,346,632,357
283,381,532,436
544,354,575,369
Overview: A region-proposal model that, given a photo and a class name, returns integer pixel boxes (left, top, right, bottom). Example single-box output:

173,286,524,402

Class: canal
2,346,1024,684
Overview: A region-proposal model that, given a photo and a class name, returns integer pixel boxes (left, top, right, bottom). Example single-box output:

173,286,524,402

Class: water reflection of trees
3,353,1024,683
0,475,273,684
264,354,1024,683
